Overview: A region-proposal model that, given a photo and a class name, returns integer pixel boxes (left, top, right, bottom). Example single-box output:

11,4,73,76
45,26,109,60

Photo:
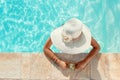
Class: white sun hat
51,18,91,54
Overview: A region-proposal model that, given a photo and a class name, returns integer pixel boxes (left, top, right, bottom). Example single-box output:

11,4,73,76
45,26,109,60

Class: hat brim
51,25,91,54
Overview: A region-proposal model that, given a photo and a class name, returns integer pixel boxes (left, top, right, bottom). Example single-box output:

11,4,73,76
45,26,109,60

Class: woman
43,18,100,70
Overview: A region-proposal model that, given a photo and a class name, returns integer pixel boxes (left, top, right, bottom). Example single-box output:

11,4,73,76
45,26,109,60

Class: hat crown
63,18,83,34
63,18,83,38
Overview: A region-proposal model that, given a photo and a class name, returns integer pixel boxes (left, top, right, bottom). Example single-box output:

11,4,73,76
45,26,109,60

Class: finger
75,65,80,69
66,63,69,68
75,63,80,68
75,66,82,71
62,66,67,69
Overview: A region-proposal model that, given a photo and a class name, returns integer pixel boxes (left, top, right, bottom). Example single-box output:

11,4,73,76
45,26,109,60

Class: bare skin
43,37,100,70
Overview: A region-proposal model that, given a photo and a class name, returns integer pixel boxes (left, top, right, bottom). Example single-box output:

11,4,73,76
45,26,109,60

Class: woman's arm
43,38,68,69
83,37,100,63
43,38,60,63
75,37,100,69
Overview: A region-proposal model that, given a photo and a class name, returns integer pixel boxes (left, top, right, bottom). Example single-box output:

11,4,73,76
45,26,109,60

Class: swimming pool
0,0,120,52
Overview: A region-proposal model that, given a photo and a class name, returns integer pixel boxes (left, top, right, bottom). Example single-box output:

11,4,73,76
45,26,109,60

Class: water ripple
0,0,120,52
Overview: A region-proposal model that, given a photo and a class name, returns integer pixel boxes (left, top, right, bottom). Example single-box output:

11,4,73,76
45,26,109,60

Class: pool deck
0,53,120,80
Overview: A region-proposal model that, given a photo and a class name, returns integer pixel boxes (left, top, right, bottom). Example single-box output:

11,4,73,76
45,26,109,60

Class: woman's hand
56,60,68,69
75,60,88,70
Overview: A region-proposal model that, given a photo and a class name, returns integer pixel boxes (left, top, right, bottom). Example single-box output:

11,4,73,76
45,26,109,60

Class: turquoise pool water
0,0,120,52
